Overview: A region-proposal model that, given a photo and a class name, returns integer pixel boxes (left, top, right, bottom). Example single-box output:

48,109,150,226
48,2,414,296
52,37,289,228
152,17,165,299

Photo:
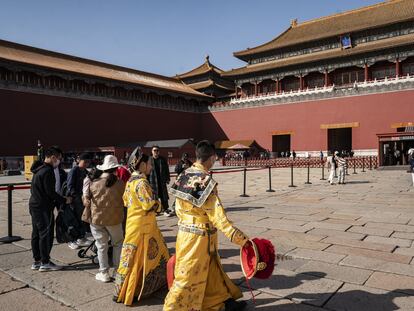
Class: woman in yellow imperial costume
164,140,248,311
114,147,169,306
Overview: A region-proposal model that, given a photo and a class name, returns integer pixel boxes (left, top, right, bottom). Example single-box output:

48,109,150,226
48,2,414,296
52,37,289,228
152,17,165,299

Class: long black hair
88,167,103,181
104,168,118,187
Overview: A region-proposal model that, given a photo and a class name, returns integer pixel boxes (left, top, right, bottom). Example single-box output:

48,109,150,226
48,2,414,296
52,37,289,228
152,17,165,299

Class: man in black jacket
164,153,193,217
149,146,170,214
29,146,70,272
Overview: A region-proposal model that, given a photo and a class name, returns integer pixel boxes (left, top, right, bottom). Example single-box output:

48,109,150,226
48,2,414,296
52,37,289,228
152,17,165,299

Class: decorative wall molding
209,75,414,112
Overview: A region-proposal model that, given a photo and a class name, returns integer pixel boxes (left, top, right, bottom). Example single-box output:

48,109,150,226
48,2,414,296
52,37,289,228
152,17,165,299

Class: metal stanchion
353,158,357,174
362,157,366,172
288,163,296,187
0,185,22,243
240,167,249,197
320,160,326,180
266,166,275,192
305,159,312,184
369,156,372,170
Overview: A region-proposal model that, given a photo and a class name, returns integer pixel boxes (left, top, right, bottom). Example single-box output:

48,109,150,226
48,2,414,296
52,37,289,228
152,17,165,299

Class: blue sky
0,0,380,76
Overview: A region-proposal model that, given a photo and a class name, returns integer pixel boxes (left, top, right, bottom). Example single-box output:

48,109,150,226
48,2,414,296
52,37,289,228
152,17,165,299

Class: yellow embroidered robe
164,163,248,311
114,173,170,306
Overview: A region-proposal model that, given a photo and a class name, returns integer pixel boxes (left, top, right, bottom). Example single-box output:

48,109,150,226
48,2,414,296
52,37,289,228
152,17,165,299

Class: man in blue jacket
66,153,91,249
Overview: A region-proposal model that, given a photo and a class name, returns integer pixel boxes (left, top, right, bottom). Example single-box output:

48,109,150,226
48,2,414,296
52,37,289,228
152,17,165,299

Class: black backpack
55,180,83,243
55,206,83,243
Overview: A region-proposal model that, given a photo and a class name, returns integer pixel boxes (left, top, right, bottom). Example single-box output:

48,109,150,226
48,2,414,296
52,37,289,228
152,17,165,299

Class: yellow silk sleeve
136,180,158,211
203,193,249,247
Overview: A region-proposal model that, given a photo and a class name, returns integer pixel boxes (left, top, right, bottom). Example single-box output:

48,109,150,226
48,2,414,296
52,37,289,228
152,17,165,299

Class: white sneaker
95,271,111,283
31,261,41,270
68,242,79,250
39,261,63,272
76,238,91,247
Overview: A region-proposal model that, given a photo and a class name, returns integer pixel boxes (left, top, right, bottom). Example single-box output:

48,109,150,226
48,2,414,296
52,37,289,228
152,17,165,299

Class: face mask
53,159,61,168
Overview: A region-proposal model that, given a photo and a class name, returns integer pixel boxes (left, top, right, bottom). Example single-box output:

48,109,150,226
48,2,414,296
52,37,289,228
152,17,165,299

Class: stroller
77,239,114,265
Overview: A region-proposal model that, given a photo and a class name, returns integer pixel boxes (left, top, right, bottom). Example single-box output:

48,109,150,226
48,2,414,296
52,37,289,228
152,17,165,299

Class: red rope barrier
0,186,31,191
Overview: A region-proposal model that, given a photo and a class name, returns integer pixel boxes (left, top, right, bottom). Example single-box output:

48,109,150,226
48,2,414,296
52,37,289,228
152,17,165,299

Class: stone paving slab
394,247,414,257
7,266,114,307
0,243,27,255
325,245,412,264
306,228,365,240
321,218,366,226
0,287,74,311
242,268,343,307
0,249,36,271
245,293,325,311
321,236,396,252
306,222,351,231
0,271,27,294
347,226,394,237
365,222,414,233
295,260,373,285
288,248,346,264
325,283,414,311
364,235,412,248
365,272,414,295
77,294,164,311
392,231,414,240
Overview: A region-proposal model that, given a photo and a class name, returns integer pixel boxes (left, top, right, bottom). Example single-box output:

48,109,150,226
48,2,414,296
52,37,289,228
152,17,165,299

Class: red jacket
116,166,131,183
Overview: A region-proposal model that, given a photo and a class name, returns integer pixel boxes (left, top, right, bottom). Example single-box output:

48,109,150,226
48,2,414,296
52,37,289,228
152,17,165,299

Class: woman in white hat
82,155,125,282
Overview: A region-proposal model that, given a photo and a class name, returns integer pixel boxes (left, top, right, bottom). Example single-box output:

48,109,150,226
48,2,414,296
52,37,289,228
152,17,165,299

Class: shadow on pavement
226,206,265,212
285,287,414,311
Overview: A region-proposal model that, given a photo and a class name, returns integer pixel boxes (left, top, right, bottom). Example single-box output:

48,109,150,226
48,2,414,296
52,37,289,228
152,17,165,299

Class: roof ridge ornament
290,19,298,27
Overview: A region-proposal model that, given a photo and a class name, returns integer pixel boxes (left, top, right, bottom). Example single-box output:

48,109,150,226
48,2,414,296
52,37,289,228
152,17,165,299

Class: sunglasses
153,149,159,152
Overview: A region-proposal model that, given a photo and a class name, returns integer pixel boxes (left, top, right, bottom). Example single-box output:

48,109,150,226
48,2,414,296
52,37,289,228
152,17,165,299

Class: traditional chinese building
176,56,234,99
0,39,212,156
205,0,414,163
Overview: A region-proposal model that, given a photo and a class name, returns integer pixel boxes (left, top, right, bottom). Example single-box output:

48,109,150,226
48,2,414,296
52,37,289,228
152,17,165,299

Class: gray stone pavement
0,167,413,310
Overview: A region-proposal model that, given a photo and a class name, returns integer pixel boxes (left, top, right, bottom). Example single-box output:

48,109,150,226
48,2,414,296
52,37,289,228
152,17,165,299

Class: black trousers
30,206,54,264
71,195,89,236
157,183,169,212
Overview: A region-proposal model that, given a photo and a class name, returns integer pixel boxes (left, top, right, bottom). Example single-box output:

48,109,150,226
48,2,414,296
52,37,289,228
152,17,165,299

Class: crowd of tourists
28,141,254,310
25,140,414,310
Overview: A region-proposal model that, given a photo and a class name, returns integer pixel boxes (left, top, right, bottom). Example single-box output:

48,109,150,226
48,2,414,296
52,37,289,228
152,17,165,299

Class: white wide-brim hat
408,148,414,155
96,155,120,171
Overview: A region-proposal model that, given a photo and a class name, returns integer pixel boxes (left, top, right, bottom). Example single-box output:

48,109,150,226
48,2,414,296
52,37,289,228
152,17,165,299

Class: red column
299,76,304,90
254,82,258,96
275,79,279,93
396,58,400,77
364,63,369,81
235,86,238,99
324,70,329,87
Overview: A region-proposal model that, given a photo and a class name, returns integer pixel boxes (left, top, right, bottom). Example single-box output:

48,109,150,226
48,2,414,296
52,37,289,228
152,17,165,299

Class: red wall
3,88,414,156
202,90,414,151
0,90,202,156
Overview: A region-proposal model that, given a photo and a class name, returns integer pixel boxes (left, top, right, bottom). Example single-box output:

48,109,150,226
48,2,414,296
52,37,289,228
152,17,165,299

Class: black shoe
225,298,247,311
